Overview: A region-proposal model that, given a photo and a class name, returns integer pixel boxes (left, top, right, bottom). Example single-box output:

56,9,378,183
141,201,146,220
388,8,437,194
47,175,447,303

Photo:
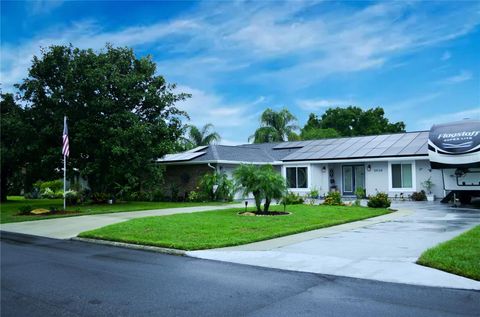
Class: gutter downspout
207,163,216,171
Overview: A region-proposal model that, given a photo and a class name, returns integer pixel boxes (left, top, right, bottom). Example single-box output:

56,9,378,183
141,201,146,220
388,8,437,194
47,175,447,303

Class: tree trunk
253,190,262,212
1,169,10,202
264,197,271,213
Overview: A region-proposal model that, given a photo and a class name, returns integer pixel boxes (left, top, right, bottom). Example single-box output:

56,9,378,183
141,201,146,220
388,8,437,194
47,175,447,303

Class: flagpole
64,153,66,210
63,115,67,211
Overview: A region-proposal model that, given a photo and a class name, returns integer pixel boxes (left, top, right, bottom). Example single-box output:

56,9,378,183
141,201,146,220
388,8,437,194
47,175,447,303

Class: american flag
62,116,69,157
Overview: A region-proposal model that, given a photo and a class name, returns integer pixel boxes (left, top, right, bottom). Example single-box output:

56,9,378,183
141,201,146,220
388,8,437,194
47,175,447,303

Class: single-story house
158,130,447,200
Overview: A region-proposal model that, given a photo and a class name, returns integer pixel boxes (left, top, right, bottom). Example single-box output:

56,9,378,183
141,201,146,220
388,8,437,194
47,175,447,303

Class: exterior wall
365,161,389,196
414,160,444,198
218,163,245,200
165,158,445,201
163,164,212,199
283,159,445,199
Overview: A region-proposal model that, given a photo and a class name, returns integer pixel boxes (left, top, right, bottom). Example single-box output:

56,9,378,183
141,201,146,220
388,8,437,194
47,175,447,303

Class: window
391,163,413,189
286,167,308,188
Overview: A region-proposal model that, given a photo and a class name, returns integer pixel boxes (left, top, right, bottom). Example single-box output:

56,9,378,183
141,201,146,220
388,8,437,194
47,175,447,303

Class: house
158,130,446,200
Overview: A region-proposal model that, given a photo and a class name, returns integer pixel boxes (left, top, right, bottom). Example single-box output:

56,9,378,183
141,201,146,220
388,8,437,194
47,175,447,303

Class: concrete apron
188,202,480,290
0,204,243,239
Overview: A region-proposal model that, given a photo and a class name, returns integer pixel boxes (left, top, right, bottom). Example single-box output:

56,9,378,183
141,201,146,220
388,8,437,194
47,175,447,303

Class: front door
342,165,365,195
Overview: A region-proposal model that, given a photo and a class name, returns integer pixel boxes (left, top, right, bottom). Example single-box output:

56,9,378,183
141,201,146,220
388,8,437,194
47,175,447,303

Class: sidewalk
0,204,242,239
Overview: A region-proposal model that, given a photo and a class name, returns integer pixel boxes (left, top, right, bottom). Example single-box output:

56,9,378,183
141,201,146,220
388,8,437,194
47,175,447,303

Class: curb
71,237,186,256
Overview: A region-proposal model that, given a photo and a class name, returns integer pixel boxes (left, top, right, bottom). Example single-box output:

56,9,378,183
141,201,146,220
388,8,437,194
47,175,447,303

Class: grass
417,225,480,281
79,204,390,250
0,196,233,224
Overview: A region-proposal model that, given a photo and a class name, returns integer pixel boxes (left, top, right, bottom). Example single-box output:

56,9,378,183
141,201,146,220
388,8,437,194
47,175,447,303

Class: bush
34,179,63,193
18,205,33,215
309,188,320,199
411,190,427,201
281,191,305,205
323,191,343,206
65,190,79,205
355,186,366,199
91,192,110,204
40,187,63,199
187,190,200,202
199,171,235,202
367,192,391,208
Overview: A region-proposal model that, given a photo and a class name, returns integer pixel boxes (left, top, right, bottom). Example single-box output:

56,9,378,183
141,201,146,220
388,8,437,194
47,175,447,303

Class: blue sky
1,0,479,144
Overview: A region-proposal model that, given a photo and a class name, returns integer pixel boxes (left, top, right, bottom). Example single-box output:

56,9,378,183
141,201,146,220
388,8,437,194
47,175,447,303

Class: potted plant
421,177,435,202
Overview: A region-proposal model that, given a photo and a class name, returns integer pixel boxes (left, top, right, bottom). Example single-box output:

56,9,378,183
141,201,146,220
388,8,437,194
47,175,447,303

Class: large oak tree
303,107,405,137
16,44,189,195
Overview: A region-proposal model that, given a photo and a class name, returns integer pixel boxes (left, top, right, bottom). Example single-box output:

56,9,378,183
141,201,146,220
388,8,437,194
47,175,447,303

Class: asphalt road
1,232,479,317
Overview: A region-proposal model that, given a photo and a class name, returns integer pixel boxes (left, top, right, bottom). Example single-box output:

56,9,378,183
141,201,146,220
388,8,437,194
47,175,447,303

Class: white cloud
417,107,480,129
2,1,479,93
175,85,260,144
441,51,451,61
297,99,355,111
30,0,64,15
439,70,473,84
389,92,442,113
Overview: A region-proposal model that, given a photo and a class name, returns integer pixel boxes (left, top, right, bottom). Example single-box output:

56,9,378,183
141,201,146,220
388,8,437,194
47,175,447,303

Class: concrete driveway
189,202,480,290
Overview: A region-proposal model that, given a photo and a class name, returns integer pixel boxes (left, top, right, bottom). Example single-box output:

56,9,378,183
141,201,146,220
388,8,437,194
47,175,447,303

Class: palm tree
186,123,221,147
249,108,299,143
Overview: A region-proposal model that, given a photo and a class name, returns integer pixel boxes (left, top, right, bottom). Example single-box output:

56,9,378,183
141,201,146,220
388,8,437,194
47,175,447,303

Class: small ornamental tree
233,164,286,213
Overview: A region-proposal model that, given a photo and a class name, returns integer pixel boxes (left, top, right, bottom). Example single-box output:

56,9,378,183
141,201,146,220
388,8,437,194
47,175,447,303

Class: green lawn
0,196,233,224
79,205,390,250
417,225,480,281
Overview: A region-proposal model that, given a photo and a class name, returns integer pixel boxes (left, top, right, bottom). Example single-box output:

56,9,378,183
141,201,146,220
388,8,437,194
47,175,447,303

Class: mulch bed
238,211,291,216
17,210,81,216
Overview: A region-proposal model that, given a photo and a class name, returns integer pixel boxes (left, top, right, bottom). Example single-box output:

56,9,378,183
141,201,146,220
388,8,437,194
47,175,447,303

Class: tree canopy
14,44,189,196
185,123,221,148
302,107,405,138
233,164,285,213
249,108,299,143
0,93,32,201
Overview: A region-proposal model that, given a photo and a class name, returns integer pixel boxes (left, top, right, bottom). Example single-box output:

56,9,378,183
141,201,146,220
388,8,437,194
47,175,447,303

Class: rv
428,120,480,204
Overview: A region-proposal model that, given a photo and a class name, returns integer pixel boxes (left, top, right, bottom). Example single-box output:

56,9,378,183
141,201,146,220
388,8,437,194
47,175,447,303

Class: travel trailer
428,120,480,204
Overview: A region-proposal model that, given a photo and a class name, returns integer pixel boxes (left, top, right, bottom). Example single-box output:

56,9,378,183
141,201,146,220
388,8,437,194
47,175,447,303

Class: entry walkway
0,204,242,239
188,202,480,290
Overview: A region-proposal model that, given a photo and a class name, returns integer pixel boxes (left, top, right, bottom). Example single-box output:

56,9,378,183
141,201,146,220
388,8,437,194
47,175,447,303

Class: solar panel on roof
281,132,430,161
186,145,208,153
158,151,206,162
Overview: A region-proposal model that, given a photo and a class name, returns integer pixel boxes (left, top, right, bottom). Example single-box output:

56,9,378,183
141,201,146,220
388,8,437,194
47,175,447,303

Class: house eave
281,154,428,165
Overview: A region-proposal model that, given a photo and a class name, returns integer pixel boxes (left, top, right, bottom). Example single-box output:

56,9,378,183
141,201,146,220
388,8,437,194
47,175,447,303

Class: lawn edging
72,237,186,256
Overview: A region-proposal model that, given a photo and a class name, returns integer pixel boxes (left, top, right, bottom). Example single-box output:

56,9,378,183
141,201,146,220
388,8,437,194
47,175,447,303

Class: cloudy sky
1,0,479,144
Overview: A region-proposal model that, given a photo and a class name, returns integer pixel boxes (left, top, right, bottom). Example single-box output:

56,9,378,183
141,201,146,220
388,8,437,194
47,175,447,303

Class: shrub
367,192,391,208
91,192,110,204
199,171,235,202
355,186,366,199
18,205,33,215
309,188,319,199
65,190,79,205
323,191,343,206
411,190,427,201
187,190,200,202
281,191,305,205
34,179,63,193
421,177,435,194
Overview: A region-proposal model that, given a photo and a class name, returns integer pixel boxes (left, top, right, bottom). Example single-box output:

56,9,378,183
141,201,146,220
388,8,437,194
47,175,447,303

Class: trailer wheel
458,193,472,205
